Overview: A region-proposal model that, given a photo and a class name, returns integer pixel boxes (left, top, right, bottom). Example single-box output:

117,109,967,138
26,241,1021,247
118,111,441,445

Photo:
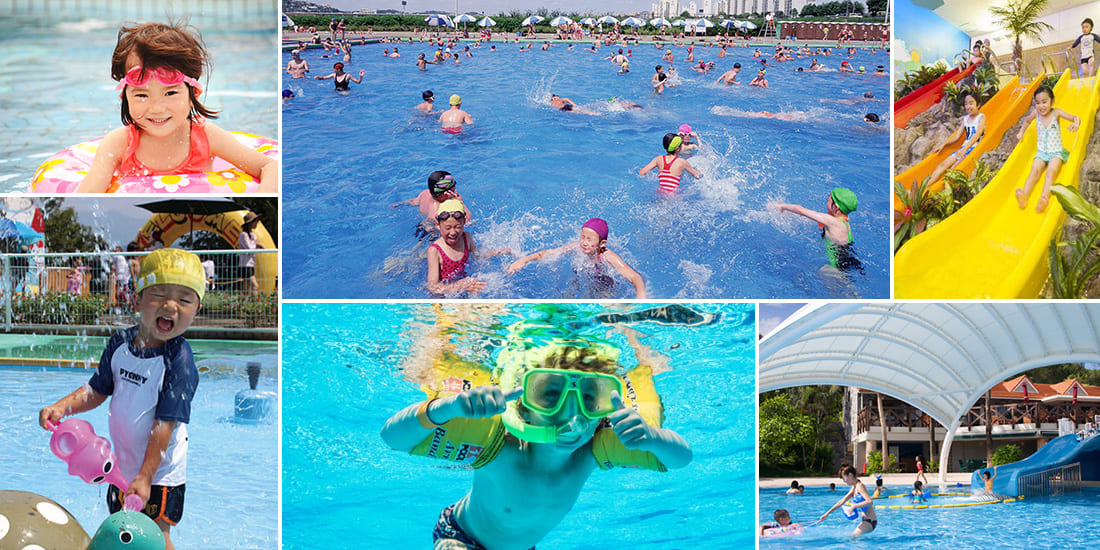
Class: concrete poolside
760,472,975,488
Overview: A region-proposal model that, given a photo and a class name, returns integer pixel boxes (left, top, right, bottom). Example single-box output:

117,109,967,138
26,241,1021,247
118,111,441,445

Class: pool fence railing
0,249,276,338
1017,462,1082,499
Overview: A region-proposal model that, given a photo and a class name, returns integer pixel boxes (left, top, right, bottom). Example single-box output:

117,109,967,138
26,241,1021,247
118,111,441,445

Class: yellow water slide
895,70,1100,298
894,76,1041,212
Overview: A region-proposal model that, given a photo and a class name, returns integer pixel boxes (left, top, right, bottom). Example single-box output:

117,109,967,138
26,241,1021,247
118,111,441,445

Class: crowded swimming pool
282,39,890,299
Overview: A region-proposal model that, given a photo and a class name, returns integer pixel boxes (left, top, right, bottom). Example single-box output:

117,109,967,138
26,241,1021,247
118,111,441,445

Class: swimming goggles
430,176,456,196
116,66,202,93
436,209,465,221
520,368,623,420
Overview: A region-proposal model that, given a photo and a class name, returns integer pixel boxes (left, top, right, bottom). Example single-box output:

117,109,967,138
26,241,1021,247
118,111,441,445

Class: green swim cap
831,188,858,214
666,135,682,153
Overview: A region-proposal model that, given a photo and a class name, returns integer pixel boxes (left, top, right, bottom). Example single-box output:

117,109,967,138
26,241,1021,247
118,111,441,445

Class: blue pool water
760,485,1100,548
0,349,278,548
0,6,278,191
282,41,890,299
282,302,756,548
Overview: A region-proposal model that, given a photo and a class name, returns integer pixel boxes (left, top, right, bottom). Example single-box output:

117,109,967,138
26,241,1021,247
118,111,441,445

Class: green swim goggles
521,368,624,419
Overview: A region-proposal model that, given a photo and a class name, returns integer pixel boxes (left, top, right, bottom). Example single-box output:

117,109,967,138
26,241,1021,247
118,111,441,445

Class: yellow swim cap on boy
135,248,206,300
437,199,465,215
449,94,461,105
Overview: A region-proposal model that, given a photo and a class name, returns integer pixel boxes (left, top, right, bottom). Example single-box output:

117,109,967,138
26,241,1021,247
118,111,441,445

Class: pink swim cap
678,124,693,134
581,218,609,241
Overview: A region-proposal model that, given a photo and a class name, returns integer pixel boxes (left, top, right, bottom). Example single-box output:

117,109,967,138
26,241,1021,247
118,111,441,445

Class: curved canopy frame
760,303,1100,479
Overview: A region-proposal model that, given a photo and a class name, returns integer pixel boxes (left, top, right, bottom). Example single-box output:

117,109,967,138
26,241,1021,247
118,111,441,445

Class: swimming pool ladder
1042,51,1078,79
1017,462,1082,499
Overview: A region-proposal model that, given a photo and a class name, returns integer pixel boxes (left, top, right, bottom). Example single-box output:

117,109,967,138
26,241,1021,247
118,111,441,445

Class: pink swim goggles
116,66,202,93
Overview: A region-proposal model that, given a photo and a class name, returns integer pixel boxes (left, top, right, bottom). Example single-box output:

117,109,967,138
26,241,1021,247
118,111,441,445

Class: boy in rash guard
39,248,204,550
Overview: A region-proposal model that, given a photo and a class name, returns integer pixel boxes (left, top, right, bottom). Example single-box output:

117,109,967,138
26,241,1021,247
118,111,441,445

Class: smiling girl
78,22,277,192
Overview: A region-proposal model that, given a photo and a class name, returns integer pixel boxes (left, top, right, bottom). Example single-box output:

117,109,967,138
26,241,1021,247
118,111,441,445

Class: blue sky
320,0,655,15
758,303,805,338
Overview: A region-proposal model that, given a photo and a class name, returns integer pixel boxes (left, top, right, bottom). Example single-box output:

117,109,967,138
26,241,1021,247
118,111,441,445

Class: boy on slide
381,341,692,549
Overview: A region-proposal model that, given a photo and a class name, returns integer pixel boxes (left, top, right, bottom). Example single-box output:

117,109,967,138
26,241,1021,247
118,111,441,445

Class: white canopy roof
759,302,1100,428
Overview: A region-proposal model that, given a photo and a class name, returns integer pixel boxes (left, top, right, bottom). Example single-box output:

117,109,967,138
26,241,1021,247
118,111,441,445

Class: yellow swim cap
135,248,206,300
449,94,461,105
437,199,466,218
665,49,671,54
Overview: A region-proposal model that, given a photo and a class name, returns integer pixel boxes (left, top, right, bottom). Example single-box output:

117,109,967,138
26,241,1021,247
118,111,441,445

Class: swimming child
1070,18,1099,76
77,22,277,193
776,188,861,272
427,199,501,295
286,49,309,78
638,133,702,194
395,170,472,222
829,482,837,492
315,62,365,90
1015,85,1081,212
381,337,691,549
871,476,887,497
715,63,741,85
749,69,769,87
911,480,927,502
926,92,986,185
508,218,646,298
677,124,700,155
416,90,437,113
652,65,669,93
981,465,998,493
759,509,797,536
281,89,294,103
662,49,674,62
440,95,474,131
416,52,439,70
864,113,880,123
839,60,854,72
39,248,205,550
820,465,877,536
787,480,804,494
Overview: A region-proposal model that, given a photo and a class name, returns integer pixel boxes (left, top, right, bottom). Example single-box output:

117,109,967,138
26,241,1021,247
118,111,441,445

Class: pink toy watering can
46,418,145,512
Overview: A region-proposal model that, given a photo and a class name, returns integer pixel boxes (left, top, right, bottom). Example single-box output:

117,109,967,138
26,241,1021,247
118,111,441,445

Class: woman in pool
314,62,364,91
821,465,877,536
508,217,646,298
77,21,277,192
638,133,702,194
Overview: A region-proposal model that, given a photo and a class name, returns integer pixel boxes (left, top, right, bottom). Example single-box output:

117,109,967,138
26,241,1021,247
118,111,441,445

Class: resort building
846,376,1100,473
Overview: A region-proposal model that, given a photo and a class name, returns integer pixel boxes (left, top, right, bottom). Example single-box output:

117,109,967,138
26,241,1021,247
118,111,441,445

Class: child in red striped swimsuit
638,133,702,194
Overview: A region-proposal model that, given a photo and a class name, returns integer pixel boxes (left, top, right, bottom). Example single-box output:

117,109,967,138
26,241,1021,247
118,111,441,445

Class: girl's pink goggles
116,66,202,93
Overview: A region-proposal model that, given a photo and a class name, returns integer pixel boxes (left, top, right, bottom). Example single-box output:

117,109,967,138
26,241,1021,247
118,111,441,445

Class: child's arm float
127,419,177,505
380,385,522,451
77,127,127,193
603,250,646,299
205,123,278,193
38,386,108,429
605,392,691,469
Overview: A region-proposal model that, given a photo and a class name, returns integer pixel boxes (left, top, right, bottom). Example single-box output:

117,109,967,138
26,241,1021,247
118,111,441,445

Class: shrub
866,450,899,474
992,444,1023,465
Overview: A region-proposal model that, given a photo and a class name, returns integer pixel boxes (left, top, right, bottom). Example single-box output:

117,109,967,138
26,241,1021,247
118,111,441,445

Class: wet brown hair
113,21,218,126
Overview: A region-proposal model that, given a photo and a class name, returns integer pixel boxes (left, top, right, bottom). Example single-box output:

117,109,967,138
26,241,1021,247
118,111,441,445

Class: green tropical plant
894,177,939,252
990,0,1054,76
941,160,996,211
991,444,1023,465
896,62,948,97
866,451,899,474
1048,185,1100,298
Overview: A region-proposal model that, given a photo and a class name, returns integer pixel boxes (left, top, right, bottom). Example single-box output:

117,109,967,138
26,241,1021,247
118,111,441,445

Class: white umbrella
579,17,597,26
281,14,295,28
596,15,620,24
718,19,738,29
454,13,476,32
693,19,715,28
549,16,574,27
521,15,544,26
739,21,757,30
424,14,455,27
477,16,496,28
649,17,671,27
621,17,646,27
672,19,686,26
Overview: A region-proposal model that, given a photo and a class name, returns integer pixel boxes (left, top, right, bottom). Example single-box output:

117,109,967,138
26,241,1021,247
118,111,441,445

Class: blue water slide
971,433,1100,497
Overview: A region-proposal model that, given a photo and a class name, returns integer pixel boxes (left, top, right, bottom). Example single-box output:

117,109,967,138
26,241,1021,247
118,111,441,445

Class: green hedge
12,292,108,325
200,291,278,328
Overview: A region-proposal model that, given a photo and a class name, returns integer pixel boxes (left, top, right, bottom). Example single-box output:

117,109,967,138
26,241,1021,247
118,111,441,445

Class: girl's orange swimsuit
117,118,211,177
